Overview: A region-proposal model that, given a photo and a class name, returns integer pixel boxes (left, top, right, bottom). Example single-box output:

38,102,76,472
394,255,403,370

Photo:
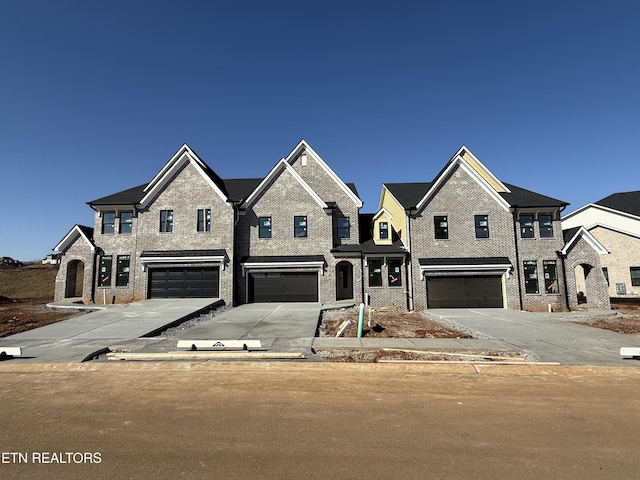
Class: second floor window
434,216,448,239
379,222,389,240
475,214,489,238
519,214,534,238
259,216,272,238
116,255,130,287
197,209,211,232
294,216,307,237
539,214,554,237
338,217,350,238
102,212,115,234
160,210,173,233
119,212,133,234
99,255,112,287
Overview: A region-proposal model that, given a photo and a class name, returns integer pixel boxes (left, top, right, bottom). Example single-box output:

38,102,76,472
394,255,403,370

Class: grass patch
0,264,59,300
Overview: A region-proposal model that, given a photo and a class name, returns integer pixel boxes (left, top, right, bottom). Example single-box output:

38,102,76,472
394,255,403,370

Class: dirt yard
575,301,640,334
319,306,472,338
0,296,83,338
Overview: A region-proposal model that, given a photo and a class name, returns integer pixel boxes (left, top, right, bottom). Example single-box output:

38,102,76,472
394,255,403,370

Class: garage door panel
149,267,219,298
427,276,502,308
249,272,318,302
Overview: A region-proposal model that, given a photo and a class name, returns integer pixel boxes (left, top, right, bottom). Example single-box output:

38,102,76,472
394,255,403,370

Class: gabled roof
54,225,95,253
240,158,328,209
88,184,147,207
284,140,363,208
382,147,567,211
561,226,608,255
595,190,640,217
140,144,229,207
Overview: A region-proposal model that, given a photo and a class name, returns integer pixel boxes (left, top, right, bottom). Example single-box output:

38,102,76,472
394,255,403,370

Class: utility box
616,283,627,295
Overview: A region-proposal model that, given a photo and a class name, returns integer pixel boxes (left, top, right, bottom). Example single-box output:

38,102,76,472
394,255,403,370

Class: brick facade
589,226,640,297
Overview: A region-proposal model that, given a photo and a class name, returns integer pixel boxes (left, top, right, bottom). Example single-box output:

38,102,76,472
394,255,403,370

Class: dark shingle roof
88,184,147,206
562,227,581,244
222,178,263,203
242,255,325,263
500,183,568,208
383,183,432,209
595,191,640,217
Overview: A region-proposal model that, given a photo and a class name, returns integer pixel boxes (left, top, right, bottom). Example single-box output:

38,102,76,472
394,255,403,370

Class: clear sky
1,1,639,261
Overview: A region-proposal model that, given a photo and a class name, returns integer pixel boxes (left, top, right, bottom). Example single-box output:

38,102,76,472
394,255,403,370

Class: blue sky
1,1,639,261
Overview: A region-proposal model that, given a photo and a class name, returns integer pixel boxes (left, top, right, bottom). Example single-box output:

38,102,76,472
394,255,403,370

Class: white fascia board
455,146,510,193
373,207,393,221
55,225,95,253
561,203,597,222
241,160,327,209
415,155,511,212
140,146,228,207
286,140,363,208
562,205,640,238
561,226,609,255
419,263,512,272
141,255,226,264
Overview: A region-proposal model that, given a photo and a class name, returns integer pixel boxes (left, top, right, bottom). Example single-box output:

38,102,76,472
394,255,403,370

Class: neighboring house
562,191,640,298
42,253,61,265
53,142,610,312
365,146,610,311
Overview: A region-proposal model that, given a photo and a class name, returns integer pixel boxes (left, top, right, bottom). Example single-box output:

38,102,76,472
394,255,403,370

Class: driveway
427,308,640,365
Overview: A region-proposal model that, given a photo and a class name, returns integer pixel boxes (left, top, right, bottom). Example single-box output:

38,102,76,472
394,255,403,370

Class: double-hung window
294,216,307,237
539,214,554,238
368,259,383,287
379,222,389,240
338,217,350,239
119,212,133,234
116,255,130,287
102,212,115,234
197,209,211,232
631,267,640,287
387,258,402,287
99,255,112,287
523,260,539,294
519,214,534,238
543,260,558,293
259,216,272,238
160,210,173,233
434,216,448,239
474,214,489,238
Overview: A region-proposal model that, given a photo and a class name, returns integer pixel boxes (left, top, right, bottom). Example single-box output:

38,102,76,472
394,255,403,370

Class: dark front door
149,267,219,298
336,262,353,300
426,276,503,308
249,272,318,302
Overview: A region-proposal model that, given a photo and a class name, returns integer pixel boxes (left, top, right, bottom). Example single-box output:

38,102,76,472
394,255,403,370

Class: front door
336,262,353,300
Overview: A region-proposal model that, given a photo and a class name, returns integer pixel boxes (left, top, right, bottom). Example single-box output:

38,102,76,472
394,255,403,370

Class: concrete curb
0,361,639,377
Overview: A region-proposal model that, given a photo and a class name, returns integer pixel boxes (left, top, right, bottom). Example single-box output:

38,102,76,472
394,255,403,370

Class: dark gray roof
383,183,433,209
595,190,640,217
562,227,581,244
383,181,567,209
223,178,263,203
242,255,325,263
500,183,568,208
88,184,147,206
345,182,360,199
330,239,406,255
419,257,512,267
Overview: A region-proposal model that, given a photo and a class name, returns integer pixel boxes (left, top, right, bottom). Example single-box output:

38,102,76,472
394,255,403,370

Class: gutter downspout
511,208,524,310
406,210,414,311
558,250,571,311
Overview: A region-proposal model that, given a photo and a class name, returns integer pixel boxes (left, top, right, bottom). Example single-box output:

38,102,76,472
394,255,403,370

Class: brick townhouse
53,142,610,311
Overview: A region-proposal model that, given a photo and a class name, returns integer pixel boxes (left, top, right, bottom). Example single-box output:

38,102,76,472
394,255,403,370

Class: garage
148,267,219,298
248,272,318,302
426,276,503,308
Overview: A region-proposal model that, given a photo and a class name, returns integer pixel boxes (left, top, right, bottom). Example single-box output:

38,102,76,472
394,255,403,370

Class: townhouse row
53,141,610,312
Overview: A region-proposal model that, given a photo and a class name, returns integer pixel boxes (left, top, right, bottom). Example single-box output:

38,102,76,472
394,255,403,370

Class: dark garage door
149,267,219,298
249,272,318,302
426,276,503,308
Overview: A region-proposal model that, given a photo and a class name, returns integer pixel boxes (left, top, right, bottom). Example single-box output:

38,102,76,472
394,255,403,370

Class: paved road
427,308,640,365
0,362,638,480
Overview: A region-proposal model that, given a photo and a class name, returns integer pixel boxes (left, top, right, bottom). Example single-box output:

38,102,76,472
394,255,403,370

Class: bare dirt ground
576,301,640,335
0,296,83,338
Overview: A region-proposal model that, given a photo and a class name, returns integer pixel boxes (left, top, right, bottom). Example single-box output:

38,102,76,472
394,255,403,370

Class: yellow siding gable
461,150,507,193
376,187,407,245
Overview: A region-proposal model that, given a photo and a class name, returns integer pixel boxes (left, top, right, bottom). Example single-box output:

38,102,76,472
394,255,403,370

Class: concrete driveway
427,308,640,365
